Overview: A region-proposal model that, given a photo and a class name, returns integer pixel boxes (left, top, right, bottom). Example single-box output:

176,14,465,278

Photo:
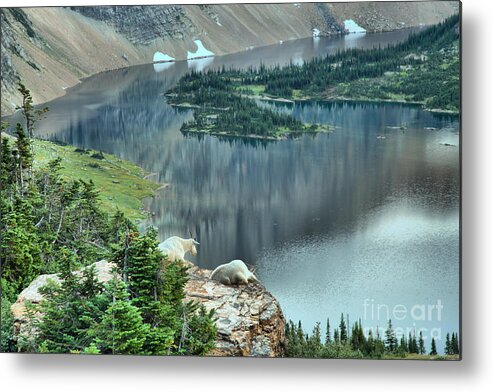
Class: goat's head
189,238,200,256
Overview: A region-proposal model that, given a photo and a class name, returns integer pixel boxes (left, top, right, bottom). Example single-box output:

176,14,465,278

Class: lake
11,28,460,350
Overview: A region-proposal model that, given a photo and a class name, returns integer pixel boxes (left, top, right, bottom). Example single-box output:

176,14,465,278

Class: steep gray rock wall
70,5,195,44
1,9,40,112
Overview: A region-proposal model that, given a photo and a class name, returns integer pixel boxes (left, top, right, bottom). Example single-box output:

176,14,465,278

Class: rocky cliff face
0,2,459,115
70,5,194,44
10,260,285,357
184,261,284,357
0,8,41,112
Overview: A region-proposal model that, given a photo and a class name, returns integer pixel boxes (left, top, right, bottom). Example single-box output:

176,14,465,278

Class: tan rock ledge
11,260,285,357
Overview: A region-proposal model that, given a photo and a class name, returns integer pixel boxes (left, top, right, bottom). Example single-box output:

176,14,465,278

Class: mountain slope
1,2,459,115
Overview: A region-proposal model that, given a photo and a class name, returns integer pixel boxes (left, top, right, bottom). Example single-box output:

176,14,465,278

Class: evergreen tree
305,322,323,357
333,328,340,345
418,331,426,354
430,337,437,356
0,199,43,299
25,248,110,353
445,333,451,355
16,82,48,141
339,313,348,343
399,335,408,353
408,331,418,354
89,278,149,355
350,319,366,352
451,332,460,355
385,319,398,353
325,317,331,345
0,296,16,352
111,228,217,355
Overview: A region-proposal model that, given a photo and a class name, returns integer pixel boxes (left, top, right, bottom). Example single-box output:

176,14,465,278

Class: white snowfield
153,51,175,63
187,39,215,60
312,28,320,38
344,19,366,34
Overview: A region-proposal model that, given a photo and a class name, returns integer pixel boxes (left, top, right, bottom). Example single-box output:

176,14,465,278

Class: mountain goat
210,259,260,286
158,236,199,262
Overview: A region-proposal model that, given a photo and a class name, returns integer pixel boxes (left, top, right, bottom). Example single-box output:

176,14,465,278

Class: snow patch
312,28,320,38
187,40,215,60
153,52,175,63
344,19,366,34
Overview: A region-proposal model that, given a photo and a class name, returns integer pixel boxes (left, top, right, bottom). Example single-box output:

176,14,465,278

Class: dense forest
285,314,460,359
168,13,459,122
0,85,217,354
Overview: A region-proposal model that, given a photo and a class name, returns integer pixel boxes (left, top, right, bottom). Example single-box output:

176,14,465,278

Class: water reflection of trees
21,49,459,270
143,101,458,269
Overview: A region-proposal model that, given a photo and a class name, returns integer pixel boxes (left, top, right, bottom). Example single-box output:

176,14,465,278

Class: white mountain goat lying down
158,236,199,262
210,259,260,286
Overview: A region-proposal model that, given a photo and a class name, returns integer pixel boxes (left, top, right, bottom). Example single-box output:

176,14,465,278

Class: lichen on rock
185,261,285,357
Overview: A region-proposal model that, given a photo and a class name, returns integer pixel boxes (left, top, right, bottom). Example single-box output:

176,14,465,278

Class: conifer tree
350,319,366,352
17,82,48,142
418,331,426,354
408,332,417,353
339,313,348,343
445,333,451,355
367,329,375,354
451,332,459,355
430,337,437,356
385,319,398,353
333,328,340,345
89,278,149,355
306,322,323,357
26,249,109,353
325,317,331,345
296,320,305,346
399,335,408,353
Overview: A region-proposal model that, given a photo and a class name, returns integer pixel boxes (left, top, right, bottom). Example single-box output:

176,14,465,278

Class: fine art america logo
362,299,444,340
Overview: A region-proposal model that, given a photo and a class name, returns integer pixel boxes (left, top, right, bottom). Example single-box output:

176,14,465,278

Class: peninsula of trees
167,13,459,136
166,74,328,140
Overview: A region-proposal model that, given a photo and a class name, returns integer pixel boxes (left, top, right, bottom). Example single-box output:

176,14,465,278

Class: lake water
10,28,460,351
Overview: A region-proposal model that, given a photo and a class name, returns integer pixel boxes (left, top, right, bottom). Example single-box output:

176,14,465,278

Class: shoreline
180,124,333,142
2,25,440,117
181,126,331,142
234,86,460,114
249,93,459,115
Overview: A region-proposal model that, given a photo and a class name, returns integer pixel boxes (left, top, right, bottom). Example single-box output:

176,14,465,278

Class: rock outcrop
10,260,116,344
70,5,194,44
10,259,285,357
184,261,284,357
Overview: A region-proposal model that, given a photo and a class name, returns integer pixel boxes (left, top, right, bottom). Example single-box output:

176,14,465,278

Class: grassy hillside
33,139,159,220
